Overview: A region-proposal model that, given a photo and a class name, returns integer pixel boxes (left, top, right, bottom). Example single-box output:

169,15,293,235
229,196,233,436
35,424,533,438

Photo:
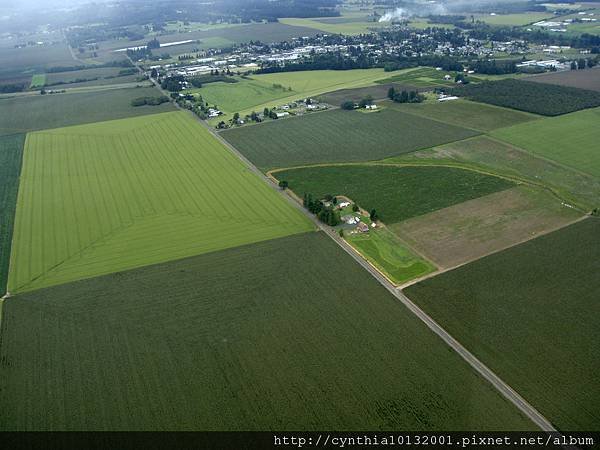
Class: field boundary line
397,214,590,290
146,65,559,432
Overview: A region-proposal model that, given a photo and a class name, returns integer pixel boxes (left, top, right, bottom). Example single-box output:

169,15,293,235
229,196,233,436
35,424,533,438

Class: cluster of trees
257,52,376,74
387,87,425,104
146,38,160,49
453,79,600,116
130,96,170,107
0,83,26,94
341,96,375,110
570,57,599,70
161,75,185,92
45,60,132,74
303,193,340,226
188,72,237,88
471,59,517,75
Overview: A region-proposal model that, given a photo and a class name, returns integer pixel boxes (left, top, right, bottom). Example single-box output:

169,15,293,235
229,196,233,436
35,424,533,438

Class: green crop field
0,134,25,296
274,165,514,223
389,99,539,132
221,109,479,170
8,111,311,292
404,218,600,431
0,43,75,70
0,86,175,136
0,232,533,430
29,74,46,88
491,107,600,178
196,69,390,118
346,227,435,284
384,136,600,211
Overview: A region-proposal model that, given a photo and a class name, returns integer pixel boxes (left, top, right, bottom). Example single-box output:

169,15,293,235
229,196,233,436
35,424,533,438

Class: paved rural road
146,69,559,434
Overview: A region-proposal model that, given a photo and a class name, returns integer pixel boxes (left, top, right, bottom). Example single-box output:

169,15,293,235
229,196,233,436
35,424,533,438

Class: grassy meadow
404,218,600,431
0,232,533,430
0,134,25,296
389,99,539,132
8,112,312,292
221,109,479,170
279,17,385,35
472,12,554,26
0,86,175,136
491,107,600,178
29,74,46,88
275,165,514,224
346,227,435,284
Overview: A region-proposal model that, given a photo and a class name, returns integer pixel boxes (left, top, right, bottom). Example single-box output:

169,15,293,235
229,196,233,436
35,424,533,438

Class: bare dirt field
391,185,582,269
526,68,600,92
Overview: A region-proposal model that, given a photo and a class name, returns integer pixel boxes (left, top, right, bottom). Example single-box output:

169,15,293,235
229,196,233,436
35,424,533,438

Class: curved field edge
7,111,313,293
0,232,534,431
403,218,600,431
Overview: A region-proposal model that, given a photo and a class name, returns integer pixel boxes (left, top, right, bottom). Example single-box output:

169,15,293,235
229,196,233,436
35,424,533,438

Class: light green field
29,74,46,88
491,107,600,178
474,12,554,26
198,69,389,118
279,17,385,35
8,111,312,292
347,227,435,284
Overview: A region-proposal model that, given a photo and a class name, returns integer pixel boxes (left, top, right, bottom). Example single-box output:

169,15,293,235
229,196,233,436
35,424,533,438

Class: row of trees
570,57,598,70
130,96,170,107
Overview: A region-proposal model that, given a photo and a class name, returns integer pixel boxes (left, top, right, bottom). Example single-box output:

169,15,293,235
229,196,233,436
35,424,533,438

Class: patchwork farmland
0,232,533,430
385,136,600,211
8,111,312,292
222,109,479,170
404,218,600,431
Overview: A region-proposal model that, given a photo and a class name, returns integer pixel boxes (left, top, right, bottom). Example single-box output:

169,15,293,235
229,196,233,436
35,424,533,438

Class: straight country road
146,68,558,433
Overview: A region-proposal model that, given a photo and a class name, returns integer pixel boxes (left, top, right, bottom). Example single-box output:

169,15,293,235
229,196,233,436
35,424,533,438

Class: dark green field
0,232,533,430
0,43,75,71
404,218,600,431
275,165,514,223
221,109,479,170
44,67,140,88
0,87,175,135
453,79,600,116
0,134,24,296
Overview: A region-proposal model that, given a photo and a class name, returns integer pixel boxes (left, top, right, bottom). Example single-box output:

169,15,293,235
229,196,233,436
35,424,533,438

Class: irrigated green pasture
0,134,25,296
384,136,600,210
0,232,533,430
0,87,175,136
221,109,479,170
8,112,311,292
404,218,600,431
491,107,600,178
275,165,514,223
198,69,390,118
347,227,435,284
389,99,539,132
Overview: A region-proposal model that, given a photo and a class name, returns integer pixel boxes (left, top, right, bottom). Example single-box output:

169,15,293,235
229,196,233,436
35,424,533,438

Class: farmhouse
342,214,359,225
357,222,369,233
338,201,351,208
276,112,290,118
